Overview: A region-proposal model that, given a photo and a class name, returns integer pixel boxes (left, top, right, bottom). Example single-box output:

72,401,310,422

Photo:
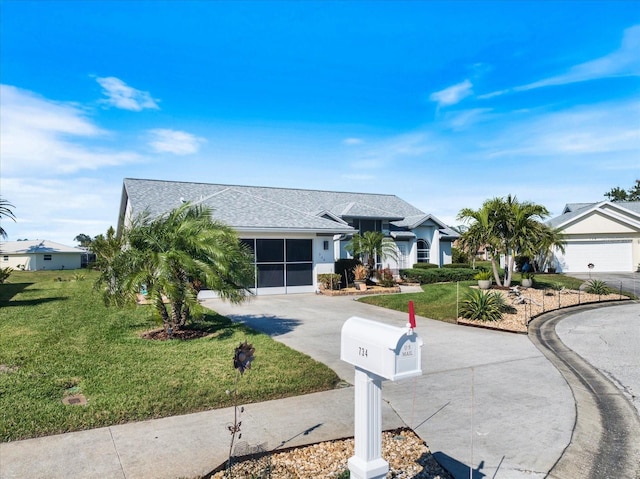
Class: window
417,240,430,263
44,254,52,261
350,219,382,234
2,256,8,262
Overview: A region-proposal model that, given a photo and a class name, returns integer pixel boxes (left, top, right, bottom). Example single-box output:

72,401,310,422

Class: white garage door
556,240,633,273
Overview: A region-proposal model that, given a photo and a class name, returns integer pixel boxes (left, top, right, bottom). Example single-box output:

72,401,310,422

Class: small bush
400,267,476,284
317,273,342,290
460,289,505,322
586,279,610,295
375,268,395,287
452,246,469,264
412,263,439,269
443,263,471,269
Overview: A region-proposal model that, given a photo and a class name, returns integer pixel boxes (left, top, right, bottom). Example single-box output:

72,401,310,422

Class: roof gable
549,201,640,233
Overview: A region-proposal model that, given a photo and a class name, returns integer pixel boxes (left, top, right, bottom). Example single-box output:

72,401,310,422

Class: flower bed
319,285,401,296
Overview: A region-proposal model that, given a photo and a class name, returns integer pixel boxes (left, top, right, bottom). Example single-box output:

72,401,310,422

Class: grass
359,273,628,322
0,270,339,442
360,281,476,323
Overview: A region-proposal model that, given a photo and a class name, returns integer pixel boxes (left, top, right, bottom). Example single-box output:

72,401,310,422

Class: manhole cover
62,394,87,406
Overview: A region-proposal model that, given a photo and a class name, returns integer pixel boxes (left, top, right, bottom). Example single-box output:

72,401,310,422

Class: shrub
412,263,438,269
375,268,395,287
460,289,505,322
586,279,610,295
400,267,476,284
317,273,342,290
443,263,471,269
521,271,535,280
474,270,492,281
452,246,469,264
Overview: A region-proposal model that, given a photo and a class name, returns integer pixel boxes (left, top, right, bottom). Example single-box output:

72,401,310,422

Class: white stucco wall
1,253,82,270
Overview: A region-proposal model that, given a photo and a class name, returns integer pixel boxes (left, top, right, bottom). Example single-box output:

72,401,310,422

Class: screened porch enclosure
241,238,314,293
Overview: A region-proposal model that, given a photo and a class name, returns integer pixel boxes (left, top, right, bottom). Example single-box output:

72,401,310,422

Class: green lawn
0,270,339,442
360,281,476,323
358,273,606,321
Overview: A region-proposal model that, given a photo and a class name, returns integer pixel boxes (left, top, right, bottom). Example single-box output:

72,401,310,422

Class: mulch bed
140,328,211,341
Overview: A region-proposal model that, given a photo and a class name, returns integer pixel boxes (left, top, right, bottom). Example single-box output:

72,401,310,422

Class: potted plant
474,270,492,290
521,271,534,288
353,264,368,291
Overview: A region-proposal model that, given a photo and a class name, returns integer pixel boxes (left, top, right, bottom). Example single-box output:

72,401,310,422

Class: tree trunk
155,297,172,334
491,258,503,287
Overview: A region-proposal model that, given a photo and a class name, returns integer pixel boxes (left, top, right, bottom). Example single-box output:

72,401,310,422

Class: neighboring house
0,240,84,271
118,178,459,295
547,201,640,273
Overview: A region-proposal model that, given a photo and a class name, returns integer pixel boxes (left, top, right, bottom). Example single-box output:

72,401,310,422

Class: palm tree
95,204,255,334
345,231,398,279
0,197,16,240
457,195,559,287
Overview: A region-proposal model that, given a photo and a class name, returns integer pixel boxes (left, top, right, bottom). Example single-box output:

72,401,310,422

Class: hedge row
412,263,439,270
442,263,472,269
400,267,476,284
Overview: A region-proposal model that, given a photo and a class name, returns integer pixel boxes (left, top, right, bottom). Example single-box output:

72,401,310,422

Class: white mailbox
341,316,423,381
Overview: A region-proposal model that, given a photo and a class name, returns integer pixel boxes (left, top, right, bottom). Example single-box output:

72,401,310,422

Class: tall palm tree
0,197,16,240
457,195,559,287
345,231,398,278
96,204,255,334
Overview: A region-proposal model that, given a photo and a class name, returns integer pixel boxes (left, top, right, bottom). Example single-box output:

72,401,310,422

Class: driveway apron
203,293,575,479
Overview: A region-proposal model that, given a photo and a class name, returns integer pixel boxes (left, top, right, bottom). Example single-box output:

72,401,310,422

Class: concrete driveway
568,271,639,297
203,293,575,479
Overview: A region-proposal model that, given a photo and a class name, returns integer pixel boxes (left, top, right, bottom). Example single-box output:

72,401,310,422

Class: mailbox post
341,315,423,479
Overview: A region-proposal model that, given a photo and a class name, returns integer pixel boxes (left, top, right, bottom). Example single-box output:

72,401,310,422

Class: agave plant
460,289,505,322
586,279,610,296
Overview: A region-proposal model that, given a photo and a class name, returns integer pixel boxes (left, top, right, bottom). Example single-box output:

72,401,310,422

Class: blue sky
1,1,639,245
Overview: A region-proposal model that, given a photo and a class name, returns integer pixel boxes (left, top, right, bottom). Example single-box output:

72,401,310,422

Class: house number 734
358,347,368,357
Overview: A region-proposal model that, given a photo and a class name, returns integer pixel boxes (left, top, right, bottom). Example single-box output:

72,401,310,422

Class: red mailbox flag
408,300,416,329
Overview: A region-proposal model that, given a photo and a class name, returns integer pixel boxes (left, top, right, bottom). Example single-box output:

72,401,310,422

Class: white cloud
343,137,364,145
429,79,473,107
481,24,640,98
0,84,141,175
96,76,159,111
519,24,640,91
147,129,207,155
443,108,493,131
481,100,640,161
1,177,121,244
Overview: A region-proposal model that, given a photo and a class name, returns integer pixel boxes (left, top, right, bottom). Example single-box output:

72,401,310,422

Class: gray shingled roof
0,240,83,254
548,201,640,228
122,178,429,233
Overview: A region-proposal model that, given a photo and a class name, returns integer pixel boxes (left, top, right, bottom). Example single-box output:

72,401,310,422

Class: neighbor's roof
121,178,428,233
548,201,640,228
0,240,84,254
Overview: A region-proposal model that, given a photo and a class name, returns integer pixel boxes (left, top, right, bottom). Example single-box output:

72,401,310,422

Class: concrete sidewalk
1,387,407,479
5,292,635,479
